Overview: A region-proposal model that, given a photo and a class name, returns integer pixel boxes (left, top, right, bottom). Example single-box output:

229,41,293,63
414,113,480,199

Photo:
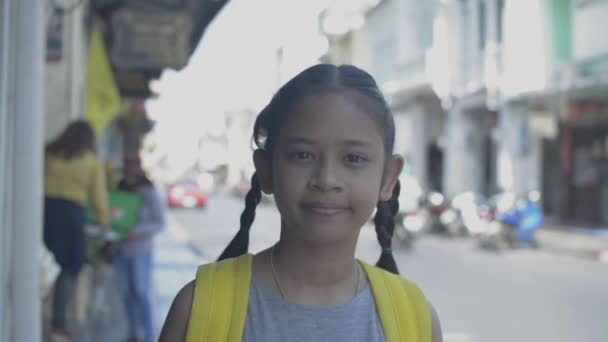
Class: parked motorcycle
479,191,544,251
423,191,462,237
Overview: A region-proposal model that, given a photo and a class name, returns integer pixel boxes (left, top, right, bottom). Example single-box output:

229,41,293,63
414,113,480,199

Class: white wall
574,0,608,61
365,0,398,84
501,0,550,97
44,1,89,141
350,27,372,69
395,0,421,64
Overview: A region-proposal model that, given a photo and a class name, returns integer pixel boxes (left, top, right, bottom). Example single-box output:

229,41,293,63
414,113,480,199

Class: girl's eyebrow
341,139,373,147
285,137,315,145
286,137,373,147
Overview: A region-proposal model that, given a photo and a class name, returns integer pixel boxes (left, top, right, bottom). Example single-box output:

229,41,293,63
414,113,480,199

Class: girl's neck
258,229,367,307
272,237,358,287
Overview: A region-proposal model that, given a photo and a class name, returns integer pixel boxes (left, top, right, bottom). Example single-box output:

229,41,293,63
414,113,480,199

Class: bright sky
147,0,333,170
150,0,331,126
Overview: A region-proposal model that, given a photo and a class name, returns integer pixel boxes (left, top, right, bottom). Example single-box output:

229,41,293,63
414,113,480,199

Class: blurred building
321,0,608,225
321,0,447,192
0,0,226,340
492,0,608,224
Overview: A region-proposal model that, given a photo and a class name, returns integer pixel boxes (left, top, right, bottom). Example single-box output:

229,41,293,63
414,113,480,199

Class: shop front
559,99,608,225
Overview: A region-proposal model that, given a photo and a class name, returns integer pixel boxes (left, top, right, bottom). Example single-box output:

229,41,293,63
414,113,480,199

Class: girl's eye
291,151,314,160
346,154,368,164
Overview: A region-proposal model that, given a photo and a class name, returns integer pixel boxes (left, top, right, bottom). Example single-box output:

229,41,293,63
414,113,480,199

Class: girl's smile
301,201,350,216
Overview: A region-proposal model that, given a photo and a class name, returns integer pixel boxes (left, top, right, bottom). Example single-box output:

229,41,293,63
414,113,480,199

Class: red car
167,179,208,208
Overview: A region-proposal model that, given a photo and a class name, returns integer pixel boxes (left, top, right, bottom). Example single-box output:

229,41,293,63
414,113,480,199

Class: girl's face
255,93,402,245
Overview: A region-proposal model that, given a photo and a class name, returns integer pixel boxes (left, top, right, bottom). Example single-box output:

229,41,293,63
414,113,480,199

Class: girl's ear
253,149,274,194
379,155,404,201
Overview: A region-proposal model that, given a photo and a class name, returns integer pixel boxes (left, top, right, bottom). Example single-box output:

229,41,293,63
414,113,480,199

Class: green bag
86,190,143,239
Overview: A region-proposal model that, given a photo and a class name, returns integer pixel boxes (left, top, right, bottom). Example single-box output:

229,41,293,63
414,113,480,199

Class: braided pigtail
373,180,401,274
217,173,262,261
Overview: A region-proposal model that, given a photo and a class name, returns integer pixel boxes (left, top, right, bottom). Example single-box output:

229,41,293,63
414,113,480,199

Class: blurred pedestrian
44,120,109,341
114,155,165,342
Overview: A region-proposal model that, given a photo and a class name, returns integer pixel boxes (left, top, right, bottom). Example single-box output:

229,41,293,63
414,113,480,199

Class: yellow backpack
186,254,431,342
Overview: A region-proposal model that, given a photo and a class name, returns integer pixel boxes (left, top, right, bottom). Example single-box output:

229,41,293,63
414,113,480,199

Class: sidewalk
55,219,205,342
153,221,206,336
536,220,608,262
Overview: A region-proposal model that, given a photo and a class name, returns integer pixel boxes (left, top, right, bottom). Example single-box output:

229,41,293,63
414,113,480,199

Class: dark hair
46,120,96,159
117,156,152,192
218,64,401,274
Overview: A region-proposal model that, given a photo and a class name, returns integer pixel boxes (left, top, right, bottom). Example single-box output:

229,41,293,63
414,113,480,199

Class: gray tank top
242,278,386,342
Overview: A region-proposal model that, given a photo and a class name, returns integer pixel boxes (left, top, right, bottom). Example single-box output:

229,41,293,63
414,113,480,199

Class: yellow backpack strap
360,261,432,342
186,254,253,342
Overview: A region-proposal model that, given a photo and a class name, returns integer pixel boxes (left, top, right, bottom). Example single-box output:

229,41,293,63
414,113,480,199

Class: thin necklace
270,244,360,301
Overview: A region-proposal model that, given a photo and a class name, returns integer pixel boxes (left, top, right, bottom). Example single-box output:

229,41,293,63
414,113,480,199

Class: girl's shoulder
158,280,195,341
359,261,434,341
359,260,423,290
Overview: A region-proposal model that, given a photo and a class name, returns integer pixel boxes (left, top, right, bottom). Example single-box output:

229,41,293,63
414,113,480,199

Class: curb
539,244,608,263
536,229,608,263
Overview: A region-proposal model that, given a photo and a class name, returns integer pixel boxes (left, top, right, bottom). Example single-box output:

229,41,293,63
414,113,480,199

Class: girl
159,64,442,342
44,120,109,340
114,155,165,342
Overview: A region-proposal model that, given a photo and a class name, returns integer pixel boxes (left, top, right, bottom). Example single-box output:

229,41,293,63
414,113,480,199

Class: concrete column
393,104,427,186
444,104,467,197
485,0,498,46
497,104,515,192
505,108,542,197
1,0,45,341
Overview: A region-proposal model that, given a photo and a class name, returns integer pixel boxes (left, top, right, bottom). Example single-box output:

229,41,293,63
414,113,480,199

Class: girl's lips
309,207,344,215
302,202,349,215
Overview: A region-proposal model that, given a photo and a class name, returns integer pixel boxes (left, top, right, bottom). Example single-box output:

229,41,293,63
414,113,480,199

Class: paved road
169,193,608,342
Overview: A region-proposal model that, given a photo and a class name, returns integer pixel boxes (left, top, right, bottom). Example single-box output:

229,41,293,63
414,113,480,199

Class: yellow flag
86,24,121,134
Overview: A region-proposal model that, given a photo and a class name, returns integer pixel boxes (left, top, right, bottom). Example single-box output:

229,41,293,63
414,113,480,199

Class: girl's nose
308,158,343,192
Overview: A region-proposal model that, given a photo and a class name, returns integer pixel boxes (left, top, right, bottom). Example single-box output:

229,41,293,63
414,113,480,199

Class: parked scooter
479,191,544,251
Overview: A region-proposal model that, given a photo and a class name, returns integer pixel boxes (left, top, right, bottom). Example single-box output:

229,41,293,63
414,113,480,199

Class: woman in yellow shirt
43,120,109,340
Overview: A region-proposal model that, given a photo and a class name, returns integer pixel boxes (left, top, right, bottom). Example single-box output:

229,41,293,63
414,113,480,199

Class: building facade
322,0,447,192
322,0,608,226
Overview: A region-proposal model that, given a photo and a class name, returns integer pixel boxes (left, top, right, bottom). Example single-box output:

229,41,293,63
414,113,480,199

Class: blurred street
164,193,608,342
4,0,608,340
